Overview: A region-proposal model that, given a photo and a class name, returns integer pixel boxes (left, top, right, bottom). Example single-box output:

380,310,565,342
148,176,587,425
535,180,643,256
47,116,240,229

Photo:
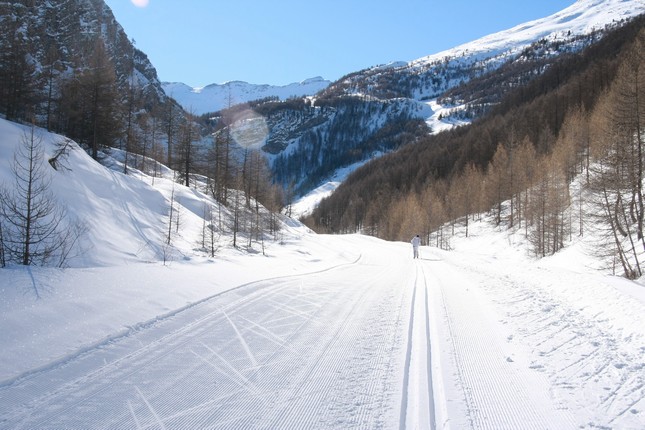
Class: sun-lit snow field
1,118,644,429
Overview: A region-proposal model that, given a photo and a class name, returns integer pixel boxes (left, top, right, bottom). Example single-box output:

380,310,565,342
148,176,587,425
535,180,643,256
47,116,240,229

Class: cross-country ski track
1,234,644,429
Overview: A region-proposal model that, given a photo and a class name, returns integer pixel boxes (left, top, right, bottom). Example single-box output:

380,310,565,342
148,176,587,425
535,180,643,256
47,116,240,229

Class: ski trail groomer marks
0,235,411,429
425,249,578,429
401,262,436,430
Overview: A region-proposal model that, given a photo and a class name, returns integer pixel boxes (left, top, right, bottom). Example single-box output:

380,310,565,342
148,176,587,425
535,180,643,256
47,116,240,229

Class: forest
305,15,645,279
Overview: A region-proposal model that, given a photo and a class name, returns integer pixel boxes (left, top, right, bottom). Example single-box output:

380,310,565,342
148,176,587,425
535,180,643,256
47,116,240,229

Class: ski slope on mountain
0,118,644,428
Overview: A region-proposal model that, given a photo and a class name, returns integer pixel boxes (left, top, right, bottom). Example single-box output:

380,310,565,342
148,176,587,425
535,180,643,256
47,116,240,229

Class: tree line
306,15,645,278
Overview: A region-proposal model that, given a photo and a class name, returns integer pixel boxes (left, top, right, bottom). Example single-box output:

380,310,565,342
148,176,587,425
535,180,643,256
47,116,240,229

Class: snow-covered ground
290,159,382,219
1,118,644,429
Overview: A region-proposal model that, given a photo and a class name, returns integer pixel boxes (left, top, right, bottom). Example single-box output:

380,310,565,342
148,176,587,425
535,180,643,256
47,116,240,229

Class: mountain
0,0,182,163
163,77,331,115
306,11,645,248
248,0,645,196
412,0,643,68
327,0,644,102
0,0,173,115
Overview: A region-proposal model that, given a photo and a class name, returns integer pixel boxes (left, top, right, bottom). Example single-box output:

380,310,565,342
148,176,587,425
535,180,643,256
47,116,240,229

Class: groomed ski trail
424,247,578,430
0,236,412,429
401,262,436,430
1,234,621,429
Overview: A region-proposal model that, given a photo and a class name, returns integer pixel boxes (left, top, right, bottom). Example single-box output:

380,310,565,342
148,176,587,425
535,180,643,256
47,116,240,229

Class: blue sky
104,0,577,87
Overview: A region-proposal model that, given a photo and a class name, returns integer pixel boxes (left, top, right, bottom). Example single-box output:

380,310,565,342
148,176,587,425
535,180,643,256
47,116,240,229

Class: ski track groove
401,262,436,430
424,249,577,430
421,264,436,430
399,267,417,429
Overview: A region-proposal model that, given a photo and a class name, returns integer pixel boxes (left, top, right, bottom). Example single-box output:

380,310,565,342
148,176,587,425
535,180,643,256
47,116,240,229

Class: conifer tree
0,125,84,267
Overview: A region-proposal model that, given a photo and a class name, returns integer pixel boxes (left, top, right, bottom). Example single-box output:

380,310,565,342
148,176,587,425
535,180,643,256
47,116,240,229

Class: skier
411,234,421,259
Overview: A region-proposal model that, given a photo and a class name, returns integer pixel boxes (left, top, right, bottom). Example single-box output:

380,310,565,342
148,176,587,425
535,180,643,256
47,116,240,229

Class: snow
1,116,644,428
423,99,470,134
290,159,379,219
162,77,331,115
410,0,645,70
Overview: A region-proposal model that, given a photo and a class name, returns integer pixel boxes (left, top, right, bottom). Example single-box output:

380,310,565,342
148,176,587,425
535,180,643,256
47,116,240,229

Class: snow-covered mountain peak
162,77,331,115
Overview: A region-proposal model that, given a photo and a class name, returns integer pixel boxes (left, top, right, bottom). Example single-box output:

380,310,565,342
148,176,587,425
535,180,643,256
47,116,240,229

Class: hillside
307,13,645,277
0,118,285,268
0,0,184,169
0,0,174,116
209,0,645,197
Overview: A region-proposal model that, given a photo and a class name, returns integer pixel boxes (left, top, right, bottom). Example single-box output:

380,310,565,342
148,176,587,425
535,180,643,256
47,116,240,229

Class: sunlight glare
130,0,149,8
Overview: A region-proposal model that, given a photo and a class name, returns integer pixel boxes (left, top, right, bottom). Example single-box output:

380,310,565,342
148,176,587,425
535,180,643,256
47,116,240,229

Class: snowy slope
163,77,330,115
1,118,644,428
411,0,645,71
0,118,287,269
330,0,644,105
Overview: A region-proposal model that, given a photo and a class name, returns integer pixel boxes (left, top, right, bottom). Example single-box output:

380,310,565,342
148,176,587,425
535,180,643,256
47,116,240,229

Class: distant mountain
163,77,331,115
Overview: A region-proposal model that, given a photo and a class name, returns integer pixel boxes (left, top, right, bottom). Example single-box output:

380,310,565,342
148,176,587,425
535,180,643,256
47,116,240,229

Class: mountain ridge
162,77,331,115
325,0,644,103
411,0,642,69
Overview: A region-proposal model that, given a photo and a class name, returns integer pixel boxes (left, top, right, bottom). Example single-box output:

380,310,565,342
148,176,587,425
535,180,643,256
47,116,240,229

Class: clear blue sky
103,0,577,87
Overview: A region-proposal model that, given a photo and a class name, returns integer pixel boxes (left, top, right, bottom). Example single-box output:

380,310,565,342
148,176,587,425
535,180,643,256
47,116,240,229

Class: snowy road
1,234,643,429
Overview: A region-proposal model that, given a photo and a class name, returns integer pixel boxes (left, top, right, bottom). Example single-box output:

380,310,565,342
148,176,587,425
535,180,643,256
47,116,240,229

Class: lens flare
229,110,269,150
